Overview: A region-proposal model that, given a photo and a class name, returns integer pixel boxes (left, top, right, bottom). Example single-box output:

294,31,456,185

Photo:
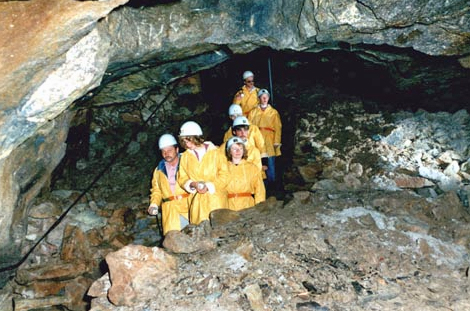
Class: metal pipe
268,57,274,105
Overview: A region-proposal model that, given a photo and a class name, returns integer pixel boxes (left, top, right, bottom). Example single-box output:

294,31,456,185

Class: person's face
182,137,196,150
161,145,178,163
260,94,270,105
234,126,249,139
180,137,196,150
244,77,254,87
230,143,244,160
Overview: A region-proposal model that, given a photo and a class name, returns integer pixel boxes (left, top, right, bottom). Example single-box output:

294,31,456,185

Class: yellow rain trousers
223,124,265,154
233,85,260,116
225,160,266,211
248,105,282,157
178,142,229,225
150,162,189,235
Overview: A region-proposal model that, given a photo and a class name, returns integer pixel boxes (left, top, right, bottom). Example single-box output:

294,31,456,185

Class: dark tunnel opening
51,46,470,201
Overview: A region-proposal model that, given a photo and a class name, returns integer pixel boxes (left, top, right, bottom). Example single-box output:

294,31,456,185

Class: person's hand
148,205,159,216
196,181,208,194
196,185,208,194
190,181,208,193
262,165,268,171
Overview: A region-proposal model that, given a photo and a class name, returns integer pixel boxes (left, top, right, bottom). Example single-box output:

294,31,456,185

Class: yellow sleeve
223,128,232,142
273,110,282,145
247,108,256,124
251,125,265,155
177,153,193,192
218,142,227,157
150,169,163,206
252,168,266,204
212,152,230,192
232,90,243,105
247,144,262,171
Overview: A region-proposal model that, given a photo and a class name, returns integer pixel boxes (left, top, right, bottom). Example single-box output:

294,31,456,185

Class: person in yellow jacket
232,70,260,117
177,121,229,225
148,134,189,236
223,104,265,154
248,89,282,185
224,136,266,211
220,116,264,176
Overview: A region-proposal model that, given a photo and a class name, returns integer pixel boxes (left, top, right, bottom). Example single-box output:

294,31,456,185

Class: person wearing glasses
232,70,260,117
224,136,265,211
177,121,229,225
148,134,189,236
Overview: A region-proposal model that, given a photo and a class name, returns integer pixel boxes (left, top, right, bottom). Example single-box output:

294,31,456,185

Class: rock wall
0,111,72,285
0,0,469,280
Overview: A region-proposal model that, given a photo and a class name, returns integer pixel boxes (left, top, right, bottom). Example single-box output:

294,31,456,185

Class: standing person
223,105,265,154
148,134,189,236
248,89,282,188
233,71,260,117
225,136,265,211
178,121,229,225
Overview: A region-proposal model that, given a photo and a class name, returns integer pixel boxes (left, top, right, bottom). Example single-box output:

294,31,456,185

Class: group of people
148,71,282,236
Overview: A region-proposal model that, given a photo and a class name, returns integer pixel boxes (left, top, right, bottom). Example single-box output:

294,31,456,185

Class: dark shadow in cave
53,45,470,201
195,46,470,197
125,0,181,8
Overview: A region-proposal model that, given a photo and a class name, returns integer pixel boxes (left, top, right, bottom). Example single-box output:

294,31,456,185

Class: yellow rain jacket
150,158,189,235
222,124,265,154
233,85,260,116
225,160,266,211
178,142,229,225
248,105,282,157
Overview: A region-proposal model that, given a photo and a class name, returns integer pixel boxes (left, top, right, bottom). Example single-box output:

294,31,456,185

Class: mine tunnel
1,1,470,310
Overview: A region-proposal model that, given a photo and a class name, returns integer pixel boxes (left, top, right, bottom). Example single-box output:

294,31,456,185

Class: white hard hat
242,71,254,80
226,136,247,151
258,89,270,97
228,104,243,116
179,121,203,136
233,116,250,128
158,134,177,149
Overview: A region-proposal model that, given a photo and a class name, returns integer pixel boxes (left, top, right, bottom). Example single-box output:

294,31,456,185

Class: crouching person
225,136,266,211
148,134,189,236
178,121,229,224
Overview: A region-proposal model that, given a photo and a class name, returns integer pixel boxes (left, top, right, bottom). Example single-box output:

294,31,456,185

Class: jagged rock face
0,0,470,286
2,0,470,158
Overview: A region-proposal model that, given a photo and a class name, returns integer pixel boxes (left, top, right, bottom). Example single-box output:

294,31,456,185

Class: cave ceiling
0,0,469,159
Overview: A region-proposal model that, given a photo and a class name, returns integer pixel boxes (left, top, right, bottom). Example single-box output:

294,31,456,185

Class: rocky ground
1,84,470,310
88,190,470,311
